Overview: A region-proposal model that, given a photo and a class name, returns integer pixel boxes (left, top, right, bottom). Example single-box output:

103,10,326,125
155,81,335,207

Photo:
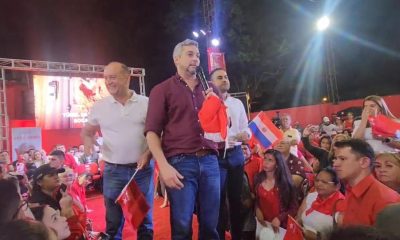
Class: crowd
0,38,400,240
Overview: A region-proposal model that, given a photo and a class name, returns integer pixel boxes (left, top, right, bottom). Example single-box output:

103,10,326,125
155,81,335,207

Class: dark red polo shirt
145,74,219,158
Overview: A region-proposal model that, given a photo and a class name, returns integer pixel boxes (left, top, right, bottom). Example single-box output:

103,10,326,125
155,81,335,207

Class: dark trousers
217,146,245,240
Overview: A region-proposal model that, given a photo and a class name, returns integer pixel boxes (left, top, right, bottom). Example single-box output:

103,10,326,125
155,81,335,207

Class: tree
165,0,293,111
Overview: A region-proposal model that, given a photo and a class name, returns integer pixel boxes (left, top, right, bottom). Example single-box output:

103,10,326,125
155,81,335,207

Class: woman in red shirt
255,149,298,232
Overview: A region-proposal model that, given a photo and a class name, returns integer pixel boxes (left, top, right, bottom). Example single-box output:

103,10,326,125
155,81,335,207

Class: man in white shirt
211,68,251,240
281,113,301,157
81,62,153,240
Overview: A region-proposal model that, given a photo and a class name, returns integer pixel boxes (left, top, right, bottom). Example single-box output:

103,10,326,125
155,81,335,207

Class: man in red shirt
333,139,400,226
51,146,78,171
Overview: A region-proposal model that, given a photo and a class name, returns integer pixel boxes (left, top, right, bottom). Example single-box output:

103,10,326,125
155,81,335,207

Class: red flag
283,215,303,240
369,114,400,138
116,179,150,230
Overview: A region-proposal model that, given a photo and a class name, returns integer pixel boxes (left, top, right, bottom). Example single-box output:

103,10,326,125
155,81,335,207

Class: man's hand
235,132,249,142
159,162,184,190
59,188,74,218
303,229,317,240
271,217,281,233
303,125,313,137
204,87,217,99
137,150,152,170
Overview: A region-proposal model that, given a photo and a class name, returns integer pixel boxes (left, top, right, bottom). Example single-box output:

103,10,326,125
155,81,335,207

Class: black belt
105,161,138,168
185,149,214,157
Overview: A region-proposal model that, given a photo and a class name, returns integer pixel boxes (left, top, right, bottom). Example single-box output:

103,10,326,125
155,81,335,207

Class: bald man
81,62,154,240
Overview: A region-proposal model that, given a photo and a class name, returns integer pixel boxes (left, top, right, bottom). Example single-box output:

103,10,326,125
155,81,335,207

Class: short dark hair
0,219,52,240
334,139,375,167
319,135,332,147
318,167,340,185
49,150,65,159
209,67,226,80
0,179,21,224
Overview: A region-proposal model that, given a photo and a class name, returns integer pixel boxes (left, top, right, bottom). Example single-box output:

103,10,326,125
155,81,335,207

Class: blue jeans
217,146,245,240
167,153,220,240
103,160,154,240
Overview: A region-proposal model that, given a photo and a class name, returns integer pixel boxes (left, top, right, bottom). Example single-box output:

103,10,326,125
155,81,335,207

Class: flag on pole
116,170,150,230
248,112,284,149
283,215,303,240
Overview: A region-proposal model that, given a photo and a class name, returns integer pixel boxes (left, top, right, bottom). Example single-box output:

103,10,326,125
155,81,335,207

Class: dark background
1,0,399,111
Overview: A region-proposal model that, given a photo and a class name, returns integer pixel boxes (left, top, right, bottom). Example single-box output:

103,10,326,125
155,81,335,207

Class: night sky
1,0,399,110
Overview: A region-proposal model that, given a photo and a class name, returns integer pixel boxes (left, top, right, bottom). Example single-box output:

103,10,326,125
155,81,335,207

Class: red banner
207,48,226,73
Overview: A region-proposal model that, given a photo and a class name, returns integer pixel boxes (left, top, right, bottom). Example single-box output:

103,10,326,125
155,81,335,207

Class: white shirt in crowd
352,120,398,153
87,91,149,165
282,127,301,157
301,192,339,238
224,95,251,147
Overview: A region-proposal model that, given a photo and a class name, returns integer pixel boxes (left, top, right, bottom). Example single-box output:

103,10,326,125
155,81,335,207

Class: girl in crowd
343,112,354,130
33,150,46,168
297,168,344,240
302,124,350,172
375,153,400,193
353,95,400,153
254,149,298,232
30,205,71,240
334,117,344,133
58,166,89,239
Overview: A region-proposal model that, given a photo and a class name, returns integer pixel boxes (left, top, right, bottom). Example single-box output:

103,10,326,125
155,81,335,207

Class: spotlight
192,31,199,38
211,38,220,47
316,16,330,31
322,97,328,102
200,29,206,36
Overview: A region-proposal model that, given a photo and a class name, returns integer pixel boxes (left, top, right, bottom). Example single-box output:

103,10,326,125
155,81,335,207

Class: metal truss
0,58,146,95
0,58,147,152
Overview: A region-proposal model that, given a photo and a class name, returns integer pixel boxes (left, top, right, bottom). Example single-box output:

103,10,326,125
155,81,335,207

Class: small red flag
116,179,150,230
369,114,400,138
283,215,303,240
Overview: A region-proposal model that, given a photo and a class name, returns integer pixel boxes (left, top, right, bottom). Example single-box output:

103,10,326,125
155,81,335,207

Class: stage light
316,16,330,31
200,29,206,36
322,97,328,102
211,38,220,47
192,31,199,38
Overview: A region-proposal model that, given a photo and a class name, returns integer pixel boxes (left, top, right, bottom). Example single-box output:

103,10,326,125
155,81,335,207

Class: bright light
322,97,328,102
200,29,206,36
192,31,199,38
316,16,331,31
211,38,220,47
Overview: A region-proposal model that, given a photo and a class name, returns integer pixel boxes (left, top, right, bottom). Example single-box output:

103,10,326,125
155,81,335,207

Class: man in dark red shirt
333,139,400,226
145,39,220,240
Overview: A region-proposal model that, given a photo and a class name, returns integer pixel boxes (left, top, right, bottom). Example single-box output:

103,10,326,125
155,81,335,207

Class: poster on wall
12,127,42,161
33,75,109,129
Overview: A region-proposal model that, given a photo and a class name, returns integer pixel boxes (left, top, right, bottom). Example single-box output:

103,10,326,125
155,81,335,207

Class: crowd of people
0,38,400,240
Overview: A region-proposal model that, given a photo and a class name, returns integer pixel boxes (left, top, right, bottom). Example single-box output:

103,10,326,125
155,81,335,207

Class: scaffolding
0,58,146,152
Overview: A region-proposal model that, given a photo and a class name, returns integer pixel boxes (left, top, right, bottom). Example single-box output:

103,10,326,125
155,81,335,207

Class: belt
105,161,138,168
189,149,214,157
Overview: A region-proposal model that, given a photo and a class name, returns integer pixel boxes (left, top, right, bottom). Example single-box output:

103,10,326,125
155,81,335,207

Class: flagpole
115,168,140,204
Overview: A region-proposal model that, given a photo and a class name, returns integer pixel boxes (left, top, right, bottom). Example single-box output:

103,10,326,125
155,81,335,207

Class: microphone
196,66,210,91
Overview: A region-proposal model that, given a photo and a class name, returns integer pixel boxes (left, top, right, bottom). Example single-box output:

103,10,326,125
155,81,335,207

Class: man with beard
145,39,221,240
210,68,250,240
